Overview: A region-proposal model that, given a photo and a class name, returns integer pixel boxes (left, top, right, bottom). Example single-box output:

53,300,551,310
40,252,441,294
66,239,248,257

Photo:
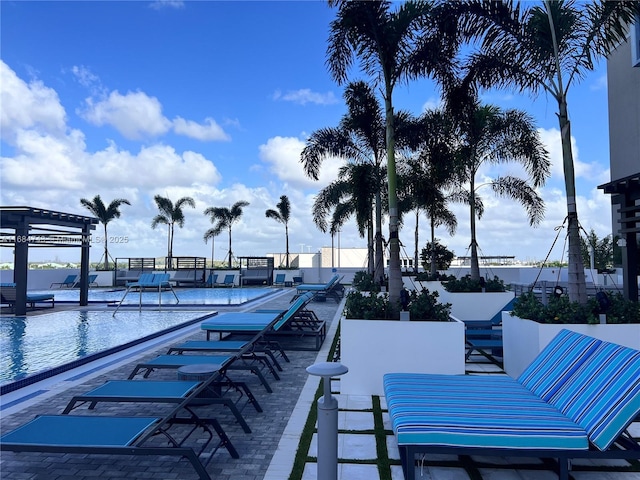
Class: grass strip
372,395,393,480
287,320,341,480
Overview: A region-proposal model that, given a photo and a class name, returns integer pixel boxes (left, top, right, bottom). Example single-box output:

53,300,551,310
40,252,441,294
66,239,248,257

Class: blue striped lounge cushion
547,341,640,451
517,329,601,401
383,373,588,450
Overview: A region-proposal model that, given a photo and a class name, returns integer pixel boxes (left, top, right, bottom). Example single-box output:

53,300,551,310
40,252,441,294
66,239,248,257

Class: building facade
601,18,640,301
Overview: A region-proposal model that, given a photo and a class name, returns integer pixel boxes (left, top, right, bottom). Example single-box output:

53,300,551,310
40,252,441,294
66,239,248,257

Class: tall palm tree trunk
367,222,375,275
469,177,480,281
167,225,172,270
285,224,290,269
385,94,402,311
558,97,587,304
414,210,420,274
374,191,384,284
228,228,233,269
103,224,109,271
430,215,437,277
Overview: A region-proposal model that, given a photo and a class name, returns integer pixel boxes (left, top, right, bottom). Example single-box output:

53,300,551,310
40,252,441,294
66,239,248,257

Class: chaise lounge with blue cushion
292,274,344,303
0,409,236,480
0,283,55,311
199,292,326,351
61,375,261,434
215,274,236,287
50,274,78,288
384,329,640,480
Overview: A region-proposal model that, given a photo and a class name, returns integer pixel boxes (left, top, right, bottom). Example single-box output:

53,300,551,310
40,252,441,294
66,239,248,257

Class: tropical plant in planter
407,289,451,322
443,274,506,292
344,291,392,320
344,289,451,321
351,271,381,293
511,291,640,325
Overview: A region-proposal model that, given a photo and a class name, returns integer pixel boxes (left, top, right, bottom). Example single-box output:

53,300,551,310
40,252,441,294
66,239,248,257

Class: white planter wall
340,317,465,396
440,291,515,322
503,313,640,378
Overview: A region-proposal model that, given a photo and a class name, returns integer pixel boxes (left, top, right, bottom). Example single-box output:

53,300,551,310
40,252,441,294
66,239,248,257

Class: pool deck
1,290,639,479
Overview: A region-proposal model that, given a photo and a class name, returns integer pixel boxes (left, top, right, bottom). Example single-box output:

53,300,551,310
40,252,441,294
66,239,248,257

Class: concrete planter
440,291,515,322
340,316,465,396
503,313,640,378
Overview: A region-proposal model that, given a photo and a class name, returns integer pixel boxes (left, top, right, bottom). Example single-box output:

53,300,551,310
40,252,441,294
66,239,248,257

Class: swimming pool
0,309,216,392
29,287,276,305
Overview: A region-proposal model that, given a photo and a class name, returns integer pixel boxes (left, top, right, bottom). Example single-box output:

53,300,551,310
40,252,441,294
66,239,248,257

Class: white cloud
172,116,231,141
71,65,100,89
272,89,338,106
590,74,607,91
0,60,67,142
0,61,616,266
421,96,442,112
149,0,184,10
258,136,343,189
537,127,609,184
80,90,172,140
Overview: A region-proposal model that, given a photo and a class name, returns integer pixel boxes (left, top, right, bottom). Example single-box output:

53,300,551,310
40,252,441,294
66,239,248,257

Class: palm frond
490,175,545,226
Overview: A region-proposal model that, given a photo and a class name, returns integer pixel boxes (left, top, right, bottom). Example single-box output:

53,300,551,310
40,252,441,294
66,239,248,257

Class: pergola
598,172,640,302
0,206,99,315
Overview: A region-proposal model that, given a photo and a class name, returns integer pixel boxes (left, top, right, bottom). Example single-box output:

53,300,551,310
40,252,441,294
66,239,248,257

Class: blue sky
0,0,617,266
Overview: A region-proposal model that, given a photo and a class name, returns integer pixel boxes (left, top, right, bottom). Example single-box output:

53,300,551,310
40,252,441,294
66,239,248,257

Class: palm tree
312,163,380,273
204,201,250,268
151,195,195,269
398,109,461,275
80,195,130,271
451,100,550,280
452,0,639,302
301,81,392,282
265,195,292,268
326,0,458,308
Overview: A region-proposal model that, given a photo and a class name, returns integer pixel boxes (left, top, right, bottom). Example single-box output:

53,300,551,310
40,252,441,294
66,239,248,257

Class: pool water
29,287,275,305
0,310,216,389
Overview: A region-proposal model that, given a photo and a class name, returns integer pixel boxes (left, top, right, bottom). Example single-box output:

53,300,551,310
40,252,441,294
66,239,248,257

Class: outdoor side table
177,363,222,397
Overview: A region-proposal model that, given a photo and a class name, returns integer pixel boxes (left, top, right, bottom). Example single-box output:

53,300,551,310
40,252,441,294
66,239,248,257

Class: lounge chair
128,353,275,393
113,273,179,314
50,274,77,288
62,376,261,434
384,329,640,480
0,283,55,311
273,273,286,286
292,274,345,303
72,274,98,288
464,321,503,360
170,292,318,363
215,274,235,287
205,273,218,287
0,414,233,480
200,292,326,351
171,270,203,287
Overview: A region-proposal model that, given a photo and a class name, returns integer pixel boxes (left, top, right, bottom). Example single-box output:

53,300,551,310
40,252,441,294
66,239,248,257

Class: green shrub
415,272,454,282
351,270,381,293
344,288,452,321
407,289,451,322
442,275,506,292
511,291,640,324
344,291,392,319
